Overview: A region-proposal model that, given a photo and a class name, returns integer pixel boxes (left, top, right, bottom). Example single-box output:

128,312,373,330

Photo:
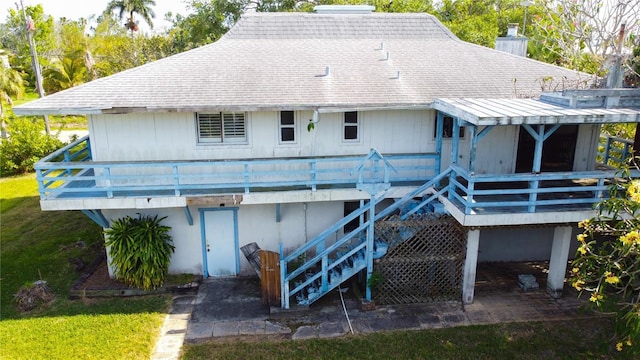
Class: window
279,111,295,143
197,112,246,143
434,114,464,139
343,111,359,141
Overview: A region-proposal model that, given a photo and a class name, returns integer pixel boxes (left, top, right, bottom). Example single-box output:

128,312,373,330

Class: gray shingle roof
14,12,588,115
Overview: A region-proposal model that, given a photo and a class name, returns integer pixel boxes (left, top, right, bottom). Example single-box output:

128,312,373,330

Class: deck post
462,229,480,304
435,112,444,174
547,226,572,299
365,194,376,302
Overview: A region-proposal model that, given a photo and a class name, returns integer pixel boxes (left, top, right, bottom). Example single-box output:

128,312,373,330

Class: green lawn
0,174,171,359
182,318,624,360
10,93,88,130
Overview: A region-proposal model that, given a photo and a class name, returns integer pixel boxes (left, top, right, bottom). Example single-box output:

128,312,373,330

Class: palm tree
106,0,156,33
0,64,25,139
43,53,87,93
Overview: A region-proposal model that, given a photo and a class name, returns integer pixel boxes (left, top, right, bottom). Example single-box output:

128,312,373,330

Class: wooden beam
186,195,243,206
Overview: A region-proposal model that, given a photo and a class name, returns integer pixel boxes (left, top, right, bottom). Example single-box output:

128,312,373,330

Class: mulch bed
70,254,200,298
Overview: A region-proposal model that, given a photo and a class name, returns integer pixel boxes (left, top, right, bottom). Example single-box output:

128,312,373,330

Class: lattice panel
373,214,466,304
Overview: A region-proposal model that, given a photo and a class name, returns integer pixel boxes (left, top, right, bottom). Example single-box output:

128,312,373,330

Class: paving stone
317,321,348,338
264,321,292,335
464,311,498,325
213,321,240,337
185,322,214,340
239,320,266,335
292,325,318,340
416,313,443,328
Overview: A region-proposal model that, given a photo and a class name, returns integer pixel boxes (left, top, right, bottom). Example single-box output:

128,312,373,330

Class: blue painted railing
598,135,633,168
35,136,439,200
279,169,452,308
447,164,637,215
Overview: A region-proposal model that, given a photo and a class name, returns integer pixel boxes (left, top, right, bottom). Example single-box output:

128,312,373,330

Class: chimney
495,23,528,57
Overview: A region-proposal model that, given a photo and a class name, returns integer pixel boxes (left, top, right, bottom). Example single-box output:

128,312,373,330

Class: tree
435,0,530,48
167,0,246,52
105,0,157,32
1,5,55,91
0,63,25,139
530,0,640,75
572,164,640,355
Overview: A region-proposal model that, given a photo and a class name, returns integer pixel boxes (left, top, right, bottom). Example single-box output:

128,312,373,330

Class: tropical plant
571,163,640,355
105,214,175,290
43,53,87,93
105,0,157,32
0,118,63,175
0,64,25,138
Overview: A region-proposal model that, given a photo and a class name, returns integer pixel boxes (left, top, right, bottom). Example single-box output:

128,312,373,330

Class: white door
203,209,238,277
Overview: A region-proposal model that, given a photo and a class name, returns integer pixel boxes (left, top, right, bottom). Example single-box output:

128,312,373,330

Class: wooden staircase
279,168,452,308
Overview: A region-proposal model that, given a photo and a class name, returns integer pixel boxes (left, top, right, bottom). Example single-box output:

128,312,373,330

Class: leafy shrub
572,165,640,355
0,118,63,175
105,214,175,290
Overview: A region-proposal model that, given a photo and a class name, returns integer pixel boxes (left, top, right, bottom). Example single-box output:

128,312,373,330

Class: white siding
574,124,600,171
473,126,518,174
89,109,438,161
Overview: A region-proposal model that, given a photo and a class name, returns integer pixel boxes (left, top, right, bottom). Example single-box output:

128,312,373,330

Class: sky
0,0,191,33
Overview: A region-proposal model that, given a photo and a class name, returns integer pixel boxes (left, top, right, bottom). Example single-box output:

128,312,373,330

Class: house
14,5,640,308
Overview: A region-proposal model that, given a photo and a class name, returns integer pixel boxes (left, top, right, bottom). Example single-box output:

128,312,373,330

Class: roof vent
314,5,375,14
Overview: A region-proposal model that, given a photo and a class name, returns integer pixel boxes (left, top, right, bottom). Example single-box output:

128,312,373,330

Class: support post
547,226,572,299
365,194,375,302
462,229,480,304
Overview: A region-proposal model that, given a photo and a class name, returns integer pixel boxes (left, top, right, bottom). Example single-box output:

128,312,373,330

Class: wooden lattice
373,214,466,304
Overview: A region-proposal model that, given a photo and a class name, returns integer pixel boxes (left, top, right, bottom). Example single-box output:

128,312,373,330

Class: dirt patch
79,258,129,289
14,280,55,312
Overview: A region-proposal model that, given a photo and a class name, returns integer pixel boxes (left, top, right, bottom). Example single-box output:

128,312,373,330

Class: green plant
571,164,640,355
105,214,175,290
0,117,64,175
367,271,383,290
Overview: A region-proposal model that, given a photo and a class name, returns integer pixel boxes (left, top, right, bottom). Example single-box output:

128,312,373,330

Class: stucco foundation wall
102,201,346,277
103,208,204,276
236,201,344,275
477,226,580,262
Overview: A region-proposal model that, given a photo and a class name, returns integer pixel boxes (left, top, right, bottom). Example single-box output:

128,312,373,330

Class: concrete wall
103,201,345,276
477,226,580,262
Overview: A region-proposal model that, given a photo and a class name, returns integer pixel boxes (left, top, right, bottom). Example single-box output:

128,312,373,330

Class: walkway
152,263,591,359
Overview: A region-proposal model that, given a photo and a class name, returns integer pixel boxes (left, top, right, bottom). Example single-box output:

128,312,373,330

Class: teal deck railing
34,136,439,200
279,170,452,308
447,165,638,215
598,135,634,168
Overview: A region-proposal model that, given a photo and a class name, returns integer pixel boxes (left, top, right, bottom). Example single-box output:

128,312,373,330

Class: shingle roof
14,12,588,115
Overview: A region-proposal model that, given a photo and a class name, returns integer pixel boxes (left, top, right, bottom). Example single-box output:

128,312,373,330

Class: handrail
34,139,439,200
599,135,633,168
448,164,637,214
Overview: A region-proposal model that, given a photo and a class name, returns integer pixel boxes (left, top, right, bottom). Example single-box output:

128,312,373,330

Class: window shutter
198,113,222,142
223,113,246,141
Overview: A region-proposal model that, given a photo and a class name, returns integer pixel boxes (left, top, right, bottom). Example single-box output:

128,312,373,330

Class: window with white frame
343,111,359,141
279,111,295,143
197,112,247,143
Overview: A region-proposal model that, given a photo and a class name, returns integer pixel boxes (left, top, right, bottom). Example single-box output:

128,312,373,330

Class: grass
182,318,625,360
0,174,171,359
10,93,88,130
